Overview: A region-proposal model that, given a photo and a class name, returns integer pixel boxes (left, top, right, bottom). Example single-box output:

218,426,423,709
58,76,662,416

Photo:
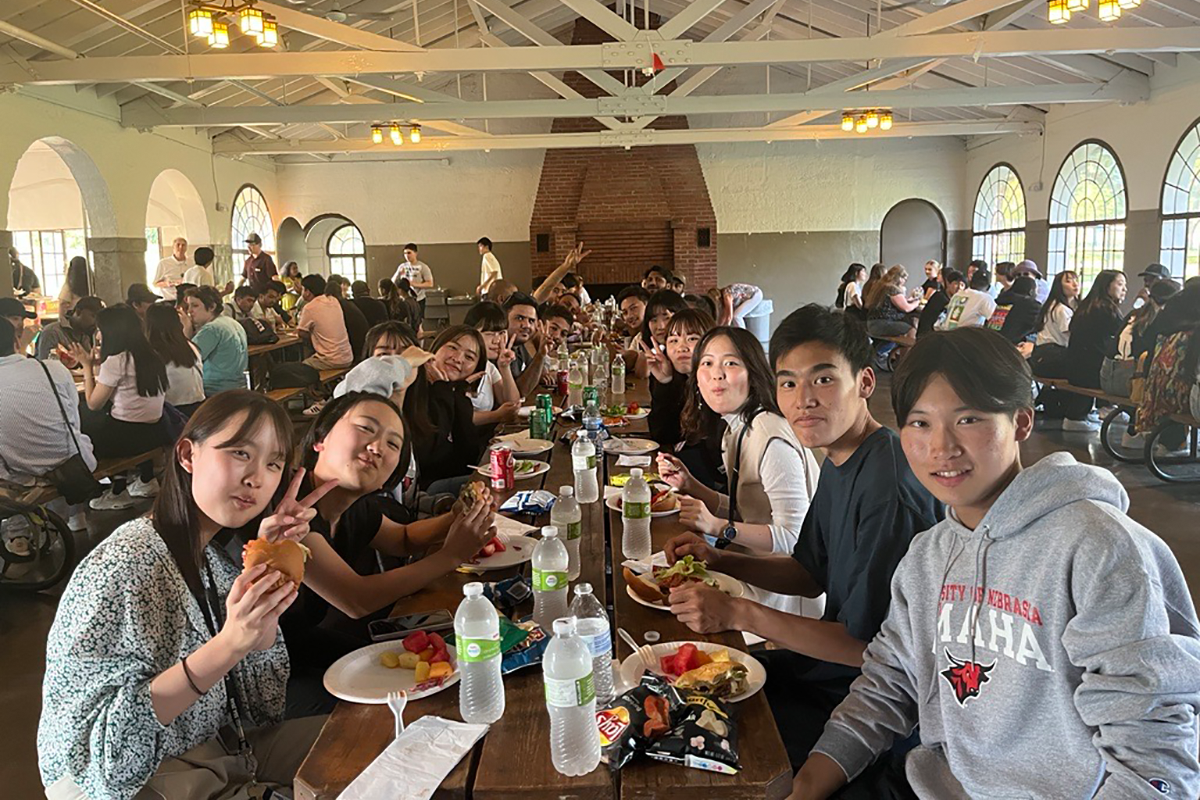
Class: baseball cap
126,283,160,305
0,297,36,319
1138,263,1170,280
245,232,263,245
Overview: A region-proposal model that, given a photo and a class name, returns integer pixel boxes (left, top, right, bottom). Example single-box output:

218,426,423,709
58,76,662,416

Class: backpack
238,317,278,346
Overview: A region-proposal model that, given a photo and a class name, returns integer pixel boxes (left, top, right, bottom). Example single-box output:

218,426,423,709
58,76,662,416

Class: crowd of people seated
3,237,1199,800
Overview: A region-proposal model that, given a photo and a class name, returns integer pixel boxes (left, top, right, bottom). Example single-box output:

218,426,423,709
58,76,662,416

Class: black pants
760,650,916,799
80,406,169,491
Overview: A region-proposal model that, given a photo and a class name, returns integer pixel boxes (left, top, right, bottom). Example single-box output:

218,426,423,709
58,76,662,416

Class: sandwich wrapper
337,716,489,800
498,490,556,515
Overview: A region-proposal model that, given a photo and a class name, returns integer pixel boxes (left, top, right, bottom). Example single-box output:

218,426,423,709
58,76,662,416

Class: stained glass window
1048,141,1127,290
972,164,1027,267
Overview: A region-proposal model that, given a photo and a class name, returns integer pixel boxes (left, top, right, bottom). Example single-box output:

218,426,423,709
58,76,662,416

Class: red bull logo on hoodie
940,649,996,705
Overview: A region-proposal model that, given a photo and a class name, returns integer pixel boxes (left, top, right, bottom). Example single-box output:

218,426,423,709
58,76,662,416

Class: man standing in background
393,243,435,314
153,237,191,301
242,233,277,293
477,237,503,296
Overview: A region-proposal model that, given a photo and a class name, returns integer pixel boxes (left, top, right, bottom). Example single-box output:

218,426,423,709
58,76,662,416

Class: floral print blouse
38,518,289,800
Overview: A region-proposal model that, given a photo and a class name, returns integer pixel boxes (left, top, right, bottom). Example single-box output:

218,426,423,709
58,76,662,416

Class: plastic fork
386,690,408,739
616,627,657,672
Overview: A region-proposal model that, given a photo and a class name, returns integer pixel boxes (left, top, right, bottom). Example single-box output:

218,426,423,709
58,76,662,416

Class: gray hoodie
813,452,1200,799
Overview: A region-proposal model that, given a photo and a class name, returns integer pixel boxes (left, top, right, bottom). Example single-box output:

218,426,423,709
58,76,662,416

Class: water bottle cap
541,525,560,538
552,617,577,636
643,630,661,642
576,429,587,439
464,582,484,597
575,582,592,596
560,486,574,497
630,468,643,479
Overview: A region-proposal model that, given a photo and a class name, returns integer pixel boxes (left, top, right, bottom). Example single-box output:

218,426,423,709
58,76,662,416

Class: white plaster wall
965,58,1200,219
7,143,86,230
0,86,278,243
698,137,968,234
274,151,545,244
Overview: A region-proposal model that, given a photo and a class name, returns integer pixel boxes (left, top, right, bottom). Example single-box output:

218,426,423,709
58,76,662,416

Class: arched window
972,164,1026,267
1161,118,1200,280
1048,141,1127,290
231,185,275,275
328,224,367,283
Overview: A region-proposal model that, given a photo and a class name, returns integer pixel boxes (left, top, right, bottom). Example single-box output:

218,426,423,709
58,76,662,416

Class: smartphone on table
367,609,455,642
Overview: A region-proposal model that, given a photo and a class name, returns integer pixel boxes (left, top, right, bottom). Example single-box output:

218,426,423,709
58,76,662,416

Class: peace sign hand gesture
639,338,673,384
257,468,340,543
496,331,517,370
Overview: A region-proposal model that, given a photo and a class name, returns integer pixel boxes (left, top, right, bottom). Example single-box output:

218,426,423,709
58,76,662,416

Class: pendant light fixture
866,110,880,129
410,125,422,144
188,8,215,38
1097,0,1121,20
261,19,278,47
855,116,868,134
390,124,403,145
1117,0,1141,7
209,21,230,48
187,3,279,47
1047,0,1071,22
841,113,854,132
1065,0,1087,11
371,126,384,145
238,5,265,35
880,112,894,131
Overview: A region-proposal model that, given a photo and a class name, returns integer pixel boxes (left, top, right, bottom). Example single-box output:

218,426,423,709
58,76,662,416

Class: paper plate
623,569,745,612
617,641,765,703
605,490,681,518
472,460,551,480
518,405,563,419
324,641,460,704
493,437,554,456
461,533,538,571
603,438,659,455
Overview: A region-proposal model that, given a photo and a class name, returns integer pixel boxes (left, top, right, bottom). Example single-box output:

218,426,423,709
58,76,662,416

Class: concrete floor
3,385,1198,799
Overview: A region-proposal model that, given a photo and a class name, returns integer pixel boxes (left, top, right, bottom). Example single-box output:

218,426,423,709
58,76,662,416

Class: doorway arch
304,214,367,282
880,198,947,272
145,169,211,285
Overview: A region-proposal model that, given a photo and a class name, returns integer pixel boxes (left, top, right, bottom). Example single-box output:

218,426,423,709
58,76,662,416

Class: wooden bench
19,450,164,508
266,368,349,405
1035,377,1141,462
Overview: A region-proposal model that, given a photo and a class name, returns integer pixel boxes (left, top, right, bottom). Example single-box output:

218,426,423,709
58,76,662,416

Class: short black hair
969,259,988,272
194,247,214,267
463,301,508,333
503,292,537,312
1011,276,1037,297
404,243,419,252
769,303,872,373
184,285,222,311
351,280,370,297
644,265,671,280
617,286,649,305
969,269,992,291
0,315,14,356
477,237,493,249
995,261,1016,279
943,269,965,286
265,280,286,295
891,327,1033,426
540,304,573,327
301,274,327,296
234,285,257,300
683,292,717,318
73,296,104,315
561,273,580,289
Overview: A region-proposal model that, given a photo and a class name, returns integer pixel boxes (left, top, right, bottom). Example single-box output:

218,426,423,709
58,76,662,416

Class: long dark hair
681,326,782,442
836,263,866,309
1036,270,1078,333
283,261,301,278
464,301,509,334
153,391,293,604
301,391,410,494
145,303,198,368
1076,269,1125,320
362,321,432,435
430,324,487,378
378,278,404,320
640,289,688,349
66,256,91,297
97,304,168,397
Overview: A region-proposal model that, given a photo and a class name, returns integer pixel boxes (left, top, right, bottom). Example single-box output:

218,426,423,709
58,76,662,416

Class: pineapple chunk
397,651,422,670
414,661,431,682
379,651,401,669
709,649,731,663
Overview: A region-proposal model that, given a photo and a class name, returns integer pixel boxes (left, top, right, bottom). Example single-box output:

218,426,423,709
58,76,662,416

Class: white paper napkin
616,454,652,467
338,716,489,800
491,514,539,540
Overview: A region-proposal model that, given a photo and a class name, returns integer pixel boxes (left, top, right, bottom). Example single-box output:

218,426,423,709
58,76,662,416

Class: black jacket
1065,305,1124,388
411,381,481,489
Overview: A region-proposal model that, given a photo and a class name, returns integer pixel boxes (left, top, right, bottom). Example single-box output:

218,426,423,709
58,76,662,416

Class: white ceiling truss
0,0,1197,158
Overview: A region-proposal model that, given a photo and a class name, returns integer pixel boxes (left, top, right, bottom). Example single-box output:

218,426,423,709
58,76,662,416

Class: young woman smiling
463,301,521,427
413,325,489,491
39,392,327,800
657,327,820,615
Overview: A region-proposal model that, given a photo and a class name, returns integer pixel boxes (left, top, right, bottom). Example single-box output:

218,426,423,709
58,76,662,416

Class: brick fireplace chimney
528,14,718,293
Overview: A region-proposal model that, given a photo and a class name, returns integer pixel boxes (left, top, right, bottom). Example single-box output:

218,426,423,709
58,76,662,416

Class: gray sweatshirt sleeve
811,559,922,781
1063,528,1200,799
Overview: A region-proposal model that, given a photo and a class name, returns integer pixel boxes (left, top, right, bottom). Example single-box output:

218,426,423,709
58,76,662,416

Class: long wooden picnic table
294,377,792,800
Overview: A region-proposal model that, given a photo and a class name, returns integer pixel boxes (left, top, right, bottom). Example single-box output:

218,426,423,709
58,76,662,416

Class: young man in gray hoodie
793,326,1200,799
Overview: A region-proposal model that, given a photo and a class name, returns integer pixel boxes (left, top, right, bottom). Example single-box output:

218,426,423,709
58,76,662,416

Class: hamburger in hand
624,555,717,604
242,539,311,588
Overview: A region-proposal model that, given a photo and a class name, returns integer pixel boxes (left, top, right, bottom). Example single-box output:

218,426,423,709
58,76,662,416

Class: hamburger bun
623,566,667,604
650,491,678,513
243,539,310,587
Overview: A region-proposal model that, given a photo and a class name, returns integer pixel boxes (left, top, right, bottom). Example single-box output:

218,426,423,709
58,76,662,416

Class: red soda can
490,444,515,490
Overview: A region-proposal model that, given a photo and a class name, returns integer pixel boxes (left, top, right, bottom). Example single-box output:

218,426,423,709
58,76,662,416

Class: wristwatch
714,523,738,550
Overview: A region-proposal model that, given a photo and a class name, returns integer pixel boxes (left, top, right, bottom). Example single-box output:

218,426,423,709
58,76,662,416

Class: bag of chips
595,674,680,770
645,691,740,774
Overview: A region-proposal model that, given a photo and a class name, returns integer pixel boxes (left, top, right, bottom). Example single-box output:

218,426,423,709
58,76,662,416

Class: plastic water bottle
610,357,625,404
582,399,603,450
572,430,599,503
543,617,602,776
622,468,652,561
568,359,584,409
570,584,615,706
532,526,570,632
455,582,505,724
551,486,583,580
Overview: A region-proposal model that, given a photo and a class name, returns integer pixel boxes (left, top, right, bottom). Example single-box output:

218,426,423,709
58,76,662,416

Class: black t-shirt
790,426,943,681
337,297,370,361
917,290,950,338
353,296,389,330
412,380,482,488
991,291,1042,344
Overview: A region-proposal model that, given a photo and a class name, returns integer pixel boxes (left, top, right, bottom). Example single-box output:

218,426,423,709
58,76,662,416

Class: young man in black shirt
664,304,942,793
917,269,964,338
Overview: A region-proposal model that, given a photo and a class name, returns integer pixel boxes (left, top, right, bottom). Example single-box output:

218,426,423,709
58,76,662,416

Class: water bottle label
584,632,612,657
532,568,568,592
572,454,596,471
566,521,582,541
544,672,596,708
456,636,501,664
623,501,650,520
